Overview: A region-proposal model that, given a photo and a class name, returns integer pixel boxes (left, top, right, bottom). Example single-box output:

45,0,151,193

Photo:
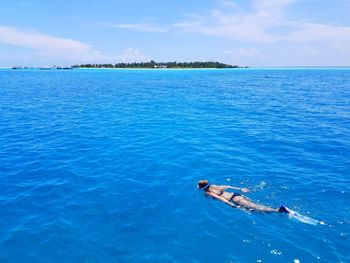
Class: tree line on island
73,61,244,69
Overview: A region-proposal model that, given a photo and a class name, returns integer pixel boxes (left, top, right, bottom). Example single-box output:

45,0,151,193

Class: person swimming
198,180,288,213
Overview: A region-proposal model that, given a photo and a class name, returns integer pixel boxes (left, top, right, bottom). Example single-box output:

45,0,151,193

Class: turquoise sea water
0,68,349,262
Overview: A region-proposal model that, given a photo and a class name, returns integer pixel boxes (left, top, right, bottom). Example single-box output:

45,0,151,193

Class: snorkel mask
197,180,210,190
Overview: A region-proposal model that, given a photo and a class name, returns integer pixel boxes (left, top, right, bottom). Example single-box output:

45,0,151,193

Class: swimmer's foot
279,205,289,213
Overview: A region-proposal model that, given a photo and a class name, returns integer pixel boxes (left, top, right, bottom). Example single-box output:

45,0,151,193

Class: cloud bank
171,0,350,65
173,0,350,48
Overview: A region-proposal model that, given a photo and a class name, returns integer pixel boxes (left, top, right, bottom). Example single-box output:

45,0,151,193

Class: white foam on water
285,207,320,225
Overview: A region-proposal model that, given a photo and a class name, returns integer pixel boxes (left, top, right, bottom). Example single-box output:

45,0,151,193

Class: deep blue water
0,68,349,262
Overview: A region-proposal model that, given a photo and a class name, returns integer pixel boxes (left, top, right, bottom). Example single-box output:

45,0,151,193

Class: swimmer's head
198,180,209,189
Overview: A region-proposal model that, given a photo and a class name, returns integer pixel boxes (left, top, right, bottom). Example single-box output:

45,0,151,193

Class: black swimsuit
206,187,241,201
230,192,242,201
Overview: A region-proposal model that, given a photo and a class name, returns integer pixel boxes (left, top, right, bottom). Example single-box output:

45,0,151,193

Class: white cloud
112,23,167,33
0,25,90,52
116,47,151,63
174,10,279,43
0,25,107,63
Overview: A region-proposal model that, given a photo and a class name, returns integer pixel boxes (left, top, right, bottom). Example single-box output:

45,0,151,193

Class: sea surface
0,68,349,262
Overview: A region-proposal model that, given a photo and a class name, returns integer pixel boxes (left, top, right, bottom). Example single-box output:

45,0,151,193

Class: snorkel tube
201,183,210,190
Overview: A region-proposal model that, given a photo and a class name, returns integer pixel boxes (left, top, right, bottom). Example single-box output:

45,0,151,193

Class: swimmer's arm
206,192,236,208
223,186,249,193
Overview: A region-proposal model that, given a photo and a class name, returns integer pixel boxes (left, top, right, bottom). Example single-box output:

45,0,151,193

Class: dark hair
198,180,209,189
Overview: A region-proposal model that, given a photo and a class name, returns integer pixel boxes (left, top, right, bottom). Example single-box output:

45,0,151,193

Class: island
72,61,243,69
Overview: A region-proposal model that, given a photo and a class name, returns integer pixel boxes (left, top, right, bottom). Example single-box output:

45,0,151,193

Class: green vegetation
73,61,242,69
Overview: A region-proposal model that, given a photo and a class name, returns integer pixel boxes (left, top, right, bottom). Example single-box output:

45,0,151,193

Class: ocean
0,68,349,262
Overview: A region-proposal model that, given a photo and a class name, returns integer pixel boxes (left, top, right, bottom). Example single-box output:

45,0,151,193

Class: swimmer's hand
241,188,249,193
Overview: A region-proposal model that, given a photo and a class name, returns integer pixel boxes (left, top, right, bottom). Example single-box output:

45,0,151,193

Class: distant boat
12,66,23,69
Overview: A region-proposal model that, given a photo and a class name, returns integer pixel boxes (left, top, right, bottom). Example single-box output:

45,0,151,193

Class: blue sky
1,0,350,66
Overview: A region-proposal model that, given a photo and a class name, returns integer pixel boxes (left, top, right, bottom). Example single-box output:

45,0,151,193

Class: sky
1,0,350,67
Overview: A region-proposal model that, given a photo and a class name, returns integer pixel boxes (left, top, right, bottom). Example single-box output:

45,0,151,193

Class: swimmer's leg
233,196,280,213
